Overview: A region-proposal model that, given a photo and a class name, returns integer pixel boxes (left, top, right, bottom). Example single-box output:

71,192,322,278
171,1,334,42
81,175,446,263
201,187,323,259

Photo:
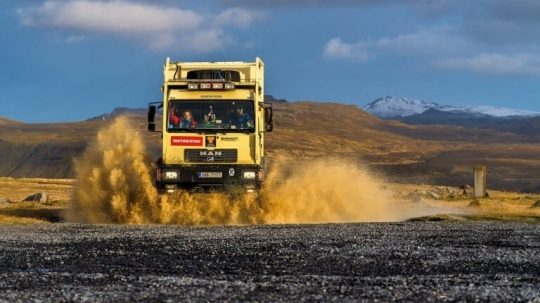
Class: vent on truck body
186,70,241,82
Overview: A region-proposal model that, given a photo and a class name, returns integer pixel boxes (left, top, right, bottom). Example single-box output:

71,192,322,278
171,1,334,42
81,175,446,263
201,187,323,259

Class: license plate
197,172,223,178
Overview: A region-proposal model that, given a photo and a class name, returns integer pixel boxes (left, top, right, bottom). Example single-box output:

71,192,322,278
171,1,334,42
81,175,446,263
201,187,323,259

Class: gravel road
0,222,539,302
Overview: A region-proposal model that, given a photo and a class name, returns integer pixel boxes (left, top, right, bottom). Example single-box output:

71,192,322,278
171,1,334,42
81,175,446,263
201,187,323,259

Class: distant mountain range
362,96,540,134
2,99,540,192
363,96,540,119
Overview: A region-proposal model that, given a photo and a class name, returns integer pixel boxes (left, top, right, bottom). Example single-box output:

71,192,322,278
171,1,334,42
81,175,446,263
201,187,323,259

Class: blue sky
2,0,540,122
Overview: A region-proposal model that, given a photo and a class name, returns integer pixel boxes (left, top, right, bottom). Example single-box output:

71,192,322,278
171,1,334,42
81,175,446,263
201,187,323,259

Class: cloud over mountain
434,53,540,77
321,0,540,78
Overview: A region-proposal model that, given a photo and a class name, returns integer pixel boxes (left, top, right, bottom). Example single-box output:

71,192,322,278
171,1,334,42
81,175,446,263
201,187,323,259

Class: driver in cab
228,106,253,129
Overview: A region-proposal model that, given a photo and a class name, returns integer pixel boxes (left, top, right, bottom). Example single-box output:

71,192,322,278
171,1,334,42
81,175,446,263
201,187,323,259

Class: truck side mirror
264,105,273,132
148,105,156,131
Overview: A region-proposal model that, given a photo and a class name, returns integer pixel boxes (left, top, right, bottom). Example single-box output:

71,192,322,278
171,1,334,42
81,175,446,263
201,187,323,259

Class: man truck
147,58,273,193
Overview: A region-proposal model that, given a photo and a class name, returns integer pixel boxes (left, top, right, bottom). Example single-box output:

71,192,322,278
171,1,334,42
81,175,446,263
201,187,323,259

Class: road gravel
0,222,539,302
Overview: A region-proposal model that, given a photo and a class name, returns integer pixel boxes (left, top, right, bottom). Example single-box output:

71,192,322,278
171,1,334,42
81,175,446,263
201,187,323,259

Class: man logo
199,150,222,162
206,136,216,147
199,150,222,157
229,168,235,176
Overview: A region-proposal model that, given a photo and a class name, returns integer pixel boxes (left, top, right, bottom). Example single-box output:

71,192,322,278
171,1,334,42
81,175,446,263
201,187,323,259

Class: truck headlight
164,171,179,180
243,171,256,180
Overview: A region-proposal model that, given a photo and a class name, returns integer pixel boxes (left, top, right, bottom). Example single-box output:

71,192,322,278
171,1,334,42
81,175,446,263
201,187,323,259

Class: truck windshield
168,100,255,132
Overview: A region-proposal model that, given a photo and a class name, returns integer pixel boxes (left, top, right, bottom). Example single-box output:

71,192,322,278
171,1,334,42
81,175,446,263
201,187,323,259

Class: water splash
69,117,397,225
68,117,159,223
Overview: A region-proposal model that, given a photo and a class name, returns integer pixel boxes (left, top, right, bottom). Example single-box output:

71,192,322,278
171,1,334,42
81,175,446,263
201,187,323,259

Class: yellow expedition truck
147,58,273,193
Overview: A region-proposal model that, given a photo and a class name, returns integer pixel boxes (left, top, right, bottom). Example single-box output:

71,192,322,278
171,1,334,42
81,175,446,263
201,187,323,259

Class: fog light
164,171,179,180
187,83,198,90
200,83,212,89
224,83,235,90
243,171,256,180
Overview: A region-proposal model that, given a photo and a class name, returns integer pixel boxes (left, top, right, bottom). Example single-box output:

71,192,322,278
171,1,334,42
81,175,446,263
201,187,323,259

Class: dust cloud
69,117,401,225
68,117,160,224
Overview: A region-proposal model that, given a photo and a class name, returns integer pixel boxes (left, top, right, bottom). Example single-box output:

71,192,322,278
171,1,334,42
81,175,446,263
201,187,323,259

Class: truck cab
148,57,272,193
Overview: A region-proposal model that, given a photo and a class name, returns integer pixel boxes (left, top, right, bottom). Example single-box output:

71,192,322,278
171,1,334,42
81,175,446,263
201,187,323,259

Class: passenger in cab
179,110,197,128
168,107,181,128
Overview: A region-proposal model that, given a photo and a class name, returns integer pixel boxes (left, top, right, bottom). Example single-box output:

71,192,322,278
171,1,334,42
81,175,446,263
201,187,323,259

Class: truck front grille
184,149,238,163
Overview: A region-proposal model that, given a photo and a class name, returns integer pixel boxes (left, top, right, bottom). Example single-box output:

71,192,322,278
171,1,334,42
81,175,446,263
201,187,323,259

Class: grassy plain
0,178,70,224
0,177,538,224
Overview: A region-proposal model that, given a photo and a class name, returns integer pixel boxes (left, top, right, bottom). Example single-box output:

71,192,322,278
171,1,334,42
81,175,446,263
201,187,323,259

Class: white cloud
373,29,465,54
323,38,371,61
18,1,202,33
216,8,261,28
64,35,87,44
17,0,259,52
315,0,540,78
434,53,540,76
181,29,226,54
220,0,396,8
324,30,540,77
324,28,464,61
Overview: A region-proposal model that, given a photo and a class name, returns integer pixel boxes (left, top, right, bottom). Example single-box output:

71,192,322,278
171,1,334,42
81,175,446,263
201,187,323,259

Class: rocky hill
0,117,21,125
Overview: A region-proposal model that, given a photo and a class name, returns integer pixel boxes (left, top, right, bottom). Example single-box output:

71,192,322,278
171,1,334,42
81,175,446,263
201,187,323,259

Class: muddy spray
69,117,160,223
69,117,400,225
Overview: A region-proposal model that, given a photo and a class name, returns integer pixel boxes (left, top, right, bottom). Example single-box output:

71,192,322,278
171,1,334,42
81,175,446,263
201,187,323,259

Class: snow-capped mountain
363,96,540,118
362,96,445,118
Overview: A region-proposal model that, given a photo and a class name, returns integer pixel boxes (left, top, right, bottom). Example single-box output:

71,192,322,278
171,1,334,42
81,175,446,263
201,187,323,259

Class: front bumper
157,164,262,190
